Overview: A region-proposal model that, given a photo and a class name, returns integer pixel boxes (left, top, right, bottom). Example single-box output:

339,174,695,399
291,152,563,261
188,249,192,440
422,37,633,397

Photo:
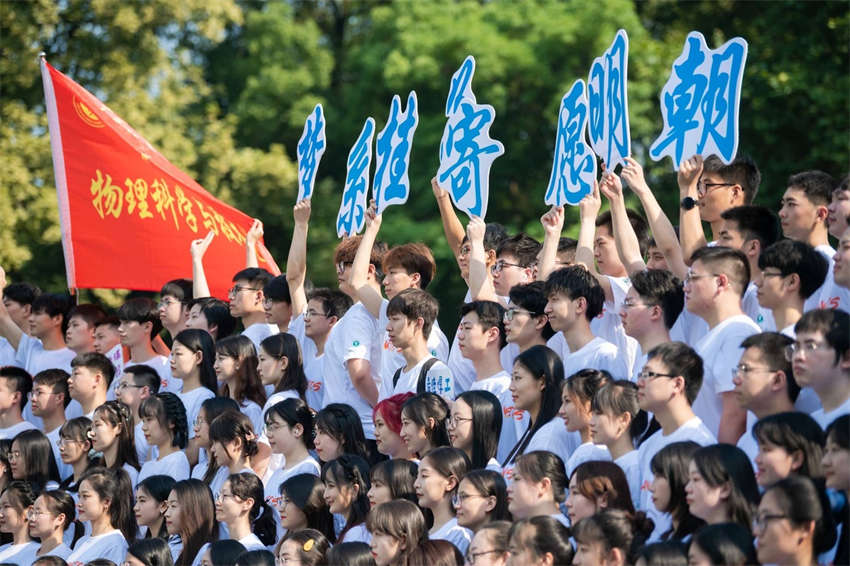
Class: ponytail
228,472,276,546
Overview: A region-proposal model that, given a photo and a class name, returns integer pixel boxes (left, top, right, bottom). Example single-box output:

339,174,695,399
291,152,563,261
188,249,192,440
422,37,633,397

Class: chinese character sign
40,58,260,297
438,56,504,219
545,80,597,207
337,117,375,238
373,92,419,214
296,104,327,201
587,29,630,170
649,31,748,170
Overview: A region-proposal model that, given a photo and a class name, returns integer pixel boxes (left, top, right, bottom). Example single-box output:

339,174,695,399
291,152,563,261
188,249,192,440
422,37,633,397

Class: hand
677,155,703,193
579,180,602,221
365,199,382,232
293,199,312,226
431,176,449,200
621,157,650,195
0,265,6,291
599,171,624,201
466,216,486,244
540,205,565,237
190,231,215,260
246,219,263,245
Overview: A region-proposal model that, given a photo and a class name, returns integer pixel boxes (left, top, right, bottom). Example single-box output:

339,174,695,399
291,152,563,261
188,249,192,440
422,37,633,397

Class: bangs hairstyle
59,416,93,444
263,274,292,303
691,523,758,566
373,392,415,436
514,451,567,503
264,397,315,450
596,209,651,257
629,269,684,330
11,429,61,490
305,288,353,320
67,303,107,329
564,368,612,405
571,460,635,514
227,472,276,546
649,441,703,540
765,475,837,557
369,459,419,505
92,401,140,471
720,205,780,250
591,380,649,444
78,466,138,542
315,403,368,461
215,335,266,407
138,392,189,449
280,474,336,542
691,444,759,529
794,308,850,365
752,411,825,478
122,364,160,395
461,469,511,522
366,500,427,548
33,368,71,409
278,529,331,566
544,265,605,320
116,297,162,337
160,279,193,303
572,509,654,565
455,390,501,469
322,454,371,543
758,240,829,300
334,235,387,269
740,332,798,401
787,170,836,206
703,154,761,203
496,233,542,267
382,243,437,290
172,329,217,392
70,352,116,389
401,393,451,454
259,333,307,399
232,268,274,289
459,300,507,349
190,297,237,339
386,289,439,338
209,410,259,459
825,414,849,449
420,446,470,498
136,474,176,538
508,281,555,339
646,342,703,405
40,489,76,530
690,246,751,297
2,281,40,305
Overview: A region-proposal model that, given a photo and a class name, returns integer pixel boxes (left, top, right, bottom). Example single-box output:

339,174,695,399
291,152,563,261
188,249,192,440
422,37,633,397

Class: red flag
40,58,279,298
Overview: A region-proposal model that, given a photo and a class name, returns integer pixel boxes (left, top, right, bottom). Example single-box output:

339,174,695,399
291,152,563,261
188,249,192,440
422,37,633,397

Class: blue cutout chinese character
545,80,597,207
337,118,375,238
296,104,326,201
587,29,631,170
373,91,419,214
438,56,504,219
650,32,748,170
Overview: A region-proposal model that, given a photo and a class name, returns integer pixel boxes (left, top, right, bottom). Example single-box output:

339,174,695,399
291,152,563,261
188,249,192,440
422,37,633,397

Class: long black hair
259,333,308,399
228,472,276,546
315,404,368,462
322,454,371,543
173,328,218,391
280,474,335,541
454,390,501,469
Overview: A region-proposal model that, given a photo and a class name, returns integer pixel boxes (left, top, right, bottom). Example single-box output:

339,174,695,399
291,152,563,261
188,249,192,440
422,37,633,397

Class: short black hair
117,297,162,338
33,369,71,408
0,367,32,411
232,268,274,289
690,246,751,297
596,209,651,257
720,206,780,250
795,308,850,366
460,300,507,349
647,342,703,404
544,266,604,320
630,269,684,329
188,297,236,338
70,352,116,388
497,234,541,267
31,293,72,322
787,170,836,206
67,304,107,328
387,289,439,338
123,364,161,394
703,153,761,204
508,281,555,339
461,223,508,253
306,288,353,320
740,332,798,401
2,282,40,305
263,275,291,304
758,240,829,300
160,279,193,303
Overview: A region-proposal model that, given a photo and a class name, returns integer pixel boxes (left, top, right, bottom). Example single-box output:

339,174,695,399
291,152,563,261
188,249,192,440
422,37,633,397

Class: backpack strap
416,357,440,394
392,366,404,389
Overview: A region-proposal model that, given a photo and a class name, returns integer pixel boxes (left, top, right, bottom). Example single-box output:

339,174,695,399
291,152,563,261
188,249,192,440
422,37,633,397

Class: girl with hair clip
135,475,176,540
0,481,39,564
559,368,612,476
213,335,267,434
278,474,336,542
754,475,837,566
367,460,418,507
571,509,655,566
566,460,636,527
751,410,825,486
66,467,136,566
10,429,62,491
276,528,330,566
505,515,573,566
503,346,572,474
214,472,276,551
314,403,370,464
138,392,191,483
685,444,759,530
322,454,372,544
320,542,376,566
89,400,140,485
58,417,97,497
165,479,219,566
449,390,501,472
373,393,415,460
29,489,75,560
190,397,240,482
590,380,647,503
648,441,704,542
455,469,510,533
823,414,850,566
126,537,175,566
400,393,450,460
466,520,510,566
366,500,427,566
506,451,568,527
171,329,217,468
687,523,757,566
414,446,472,555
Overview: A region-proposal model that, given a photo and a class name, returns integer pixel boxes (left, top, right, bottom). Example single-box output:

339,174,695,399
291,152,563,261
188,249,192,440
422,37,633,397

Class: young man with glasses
115,364,160,465
158,279,193,340
301,288,351,411
228,267,278,353
684,246,760,443
636,341,716,542
30,368,72,479
491,233,541,298
790,308,850,428
731,332,798,466
117,297,177,395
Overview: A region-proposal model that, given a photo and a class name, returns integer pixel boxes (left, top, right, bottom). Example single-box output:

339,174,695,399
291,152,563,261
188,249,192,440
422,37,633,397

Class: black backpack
391,357,440,394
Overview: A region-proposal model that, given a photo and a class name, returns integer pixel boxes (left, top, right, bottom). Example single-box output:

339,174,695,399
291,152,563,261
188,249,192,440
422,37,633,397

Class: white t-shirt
41,541,73,559
615,450,641,507
66,529,128,566
242,322,281,354
0,419,36,440
565,442,611,477
322,303,380,438
178,386,216,439
692,314,760,436
238,399,264,439
502,418,578,483
15,334,75,376
447,290,509,394
340,523,372,544
238,532,266,551
590,275,641,377
122,355,180,395
377,298,450,387
430,517,472,556
743,282,776,331
264,456,321,542
258,390,301,479
561,336,630,379
670,308,709,347
302,336,326,412
0,337,20,368
379,356,454,401
737,425,759,470
137,450,191,484
134,420,151,465
812,396,850,429
0,541,39,565
804,245,837,311
637,417,716,542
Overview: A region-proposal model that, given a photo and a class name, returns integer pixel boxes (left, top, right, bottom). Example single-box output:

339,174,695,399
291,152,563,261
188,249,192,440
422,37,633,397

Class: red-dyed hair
373,392,415,434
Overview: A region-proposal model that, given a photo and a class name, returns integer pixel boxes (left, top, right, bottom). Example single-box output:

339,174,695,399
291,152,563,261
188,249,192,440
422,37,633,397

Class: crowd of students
0,154,847,566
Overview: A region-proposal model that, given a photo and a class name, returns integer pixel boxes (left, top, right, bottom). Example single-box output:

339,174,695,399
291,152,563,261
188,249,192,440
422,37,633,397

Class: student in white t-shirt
116,364,160,465
208,410,260,494
67,467,134,566
30,369,72,480
223,267,279,353
324,454,373,545
751,412,825,488
0,366,37,440
565,460,637,528
449,390,502,473
0,482,40,565
117,297,178,395
559,369,612,477
64,304,106,358
92,316,121,357
414,447,472,555
300,289,351,411
172,328,218,468
365,499,428,566
184,297,238,342
790,308,850,428
506,451,569,528
636,342,716,541
68,351,114,420
215,472,275,551
0,280,38,363
89,400,141,487
29,490,75,560
684,246,760,442
164,479,219,566
731,332,800,465
213,335,267,434
398,393,450,461
138,392,191,485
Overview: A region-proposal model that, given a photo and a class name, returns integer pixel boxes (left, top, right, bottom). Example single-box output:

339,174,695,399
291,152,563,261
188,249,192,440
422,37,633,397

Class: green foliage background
2,0,848,330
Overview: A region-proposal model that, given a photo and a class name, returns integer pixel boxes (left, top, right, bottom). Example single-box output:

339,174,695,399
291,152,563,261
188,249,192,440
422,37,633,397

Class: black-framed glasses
637,370,677,381
115,382,143,392
503,307,538,322
304,309,328,319
446,415,473,429
491,259,525,274
753,513,787,530
452,492,487,507
228,285,260,296
465,549,506,565
697,180,733,196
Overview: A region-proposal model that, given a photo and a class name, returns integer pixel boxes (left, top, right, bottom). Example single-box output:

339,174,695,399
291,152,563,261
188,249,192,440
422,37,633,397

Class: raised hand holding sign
545,80,597,207
296,104,327,201
373,92,419,214
337,117,375,238
587,29,631,170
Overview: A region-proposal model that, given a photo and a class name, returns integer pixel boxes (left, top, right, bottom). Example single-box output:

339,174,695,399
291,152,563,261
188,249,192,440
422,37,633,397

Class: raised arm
285,199,311,317
467,216,499,302
621,157,688,280
348,202,385,319
576,181,613,302
537,205,565,281
245,219,263,268
677,155,707,262
0,267,23,350
599,172,646,276
190,231,214,298
432,176,466,262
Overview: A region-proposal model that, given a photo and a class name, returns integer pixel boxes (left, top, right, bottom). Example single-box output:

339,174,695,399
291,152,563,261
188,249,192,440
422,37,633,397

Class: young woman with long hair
214,335,267,433
89,400,140,485
165,479,219,566
215,472,276,550
134,474,176,540
171,329,218,469
559,369,612,476
372,393,415,460
565,460,636,527
366,500,427,566
278,474,336,542
138,392,191,483
9,429,62,491
648,441,704,542
454,469,510,533
400,393,450,460
322,454,372,544
505,451,568,527
449,390,501,471
685,444,759,530
0,481,39,565
314,404,370,464
414,446,472,555
572,509,654,566
57,417,97,497
190,396,239,483
29,489,75,560
367,460,418,508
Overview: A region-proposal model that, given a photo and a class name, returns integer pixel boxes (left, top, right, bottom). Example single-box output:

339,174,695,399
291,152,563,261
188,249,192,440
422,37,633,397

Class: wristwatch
680,196,696,210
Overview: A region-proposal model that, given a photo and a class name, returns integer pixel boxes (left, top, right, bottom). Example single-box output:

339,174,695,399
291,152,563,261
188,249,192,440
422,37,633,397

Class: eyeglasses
503,308,537,322
304,309,328,319
228,285,260,296
761,270,786,280
637,370,677,381
194,417,207,427
27,389,54,400
697,180,733,196
452,492,486,507
732,364,776,378
446,415,473,429
491,260,525,274
753,513,787,530
335,262,352,275
621,300,651,310
785,341,832,361
26,509,49,520
264,422,287,434
215,492,237,502
58,438,84,447
684,271,719,284
115,382,143,391
465,549,506,565
157,298,180,309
